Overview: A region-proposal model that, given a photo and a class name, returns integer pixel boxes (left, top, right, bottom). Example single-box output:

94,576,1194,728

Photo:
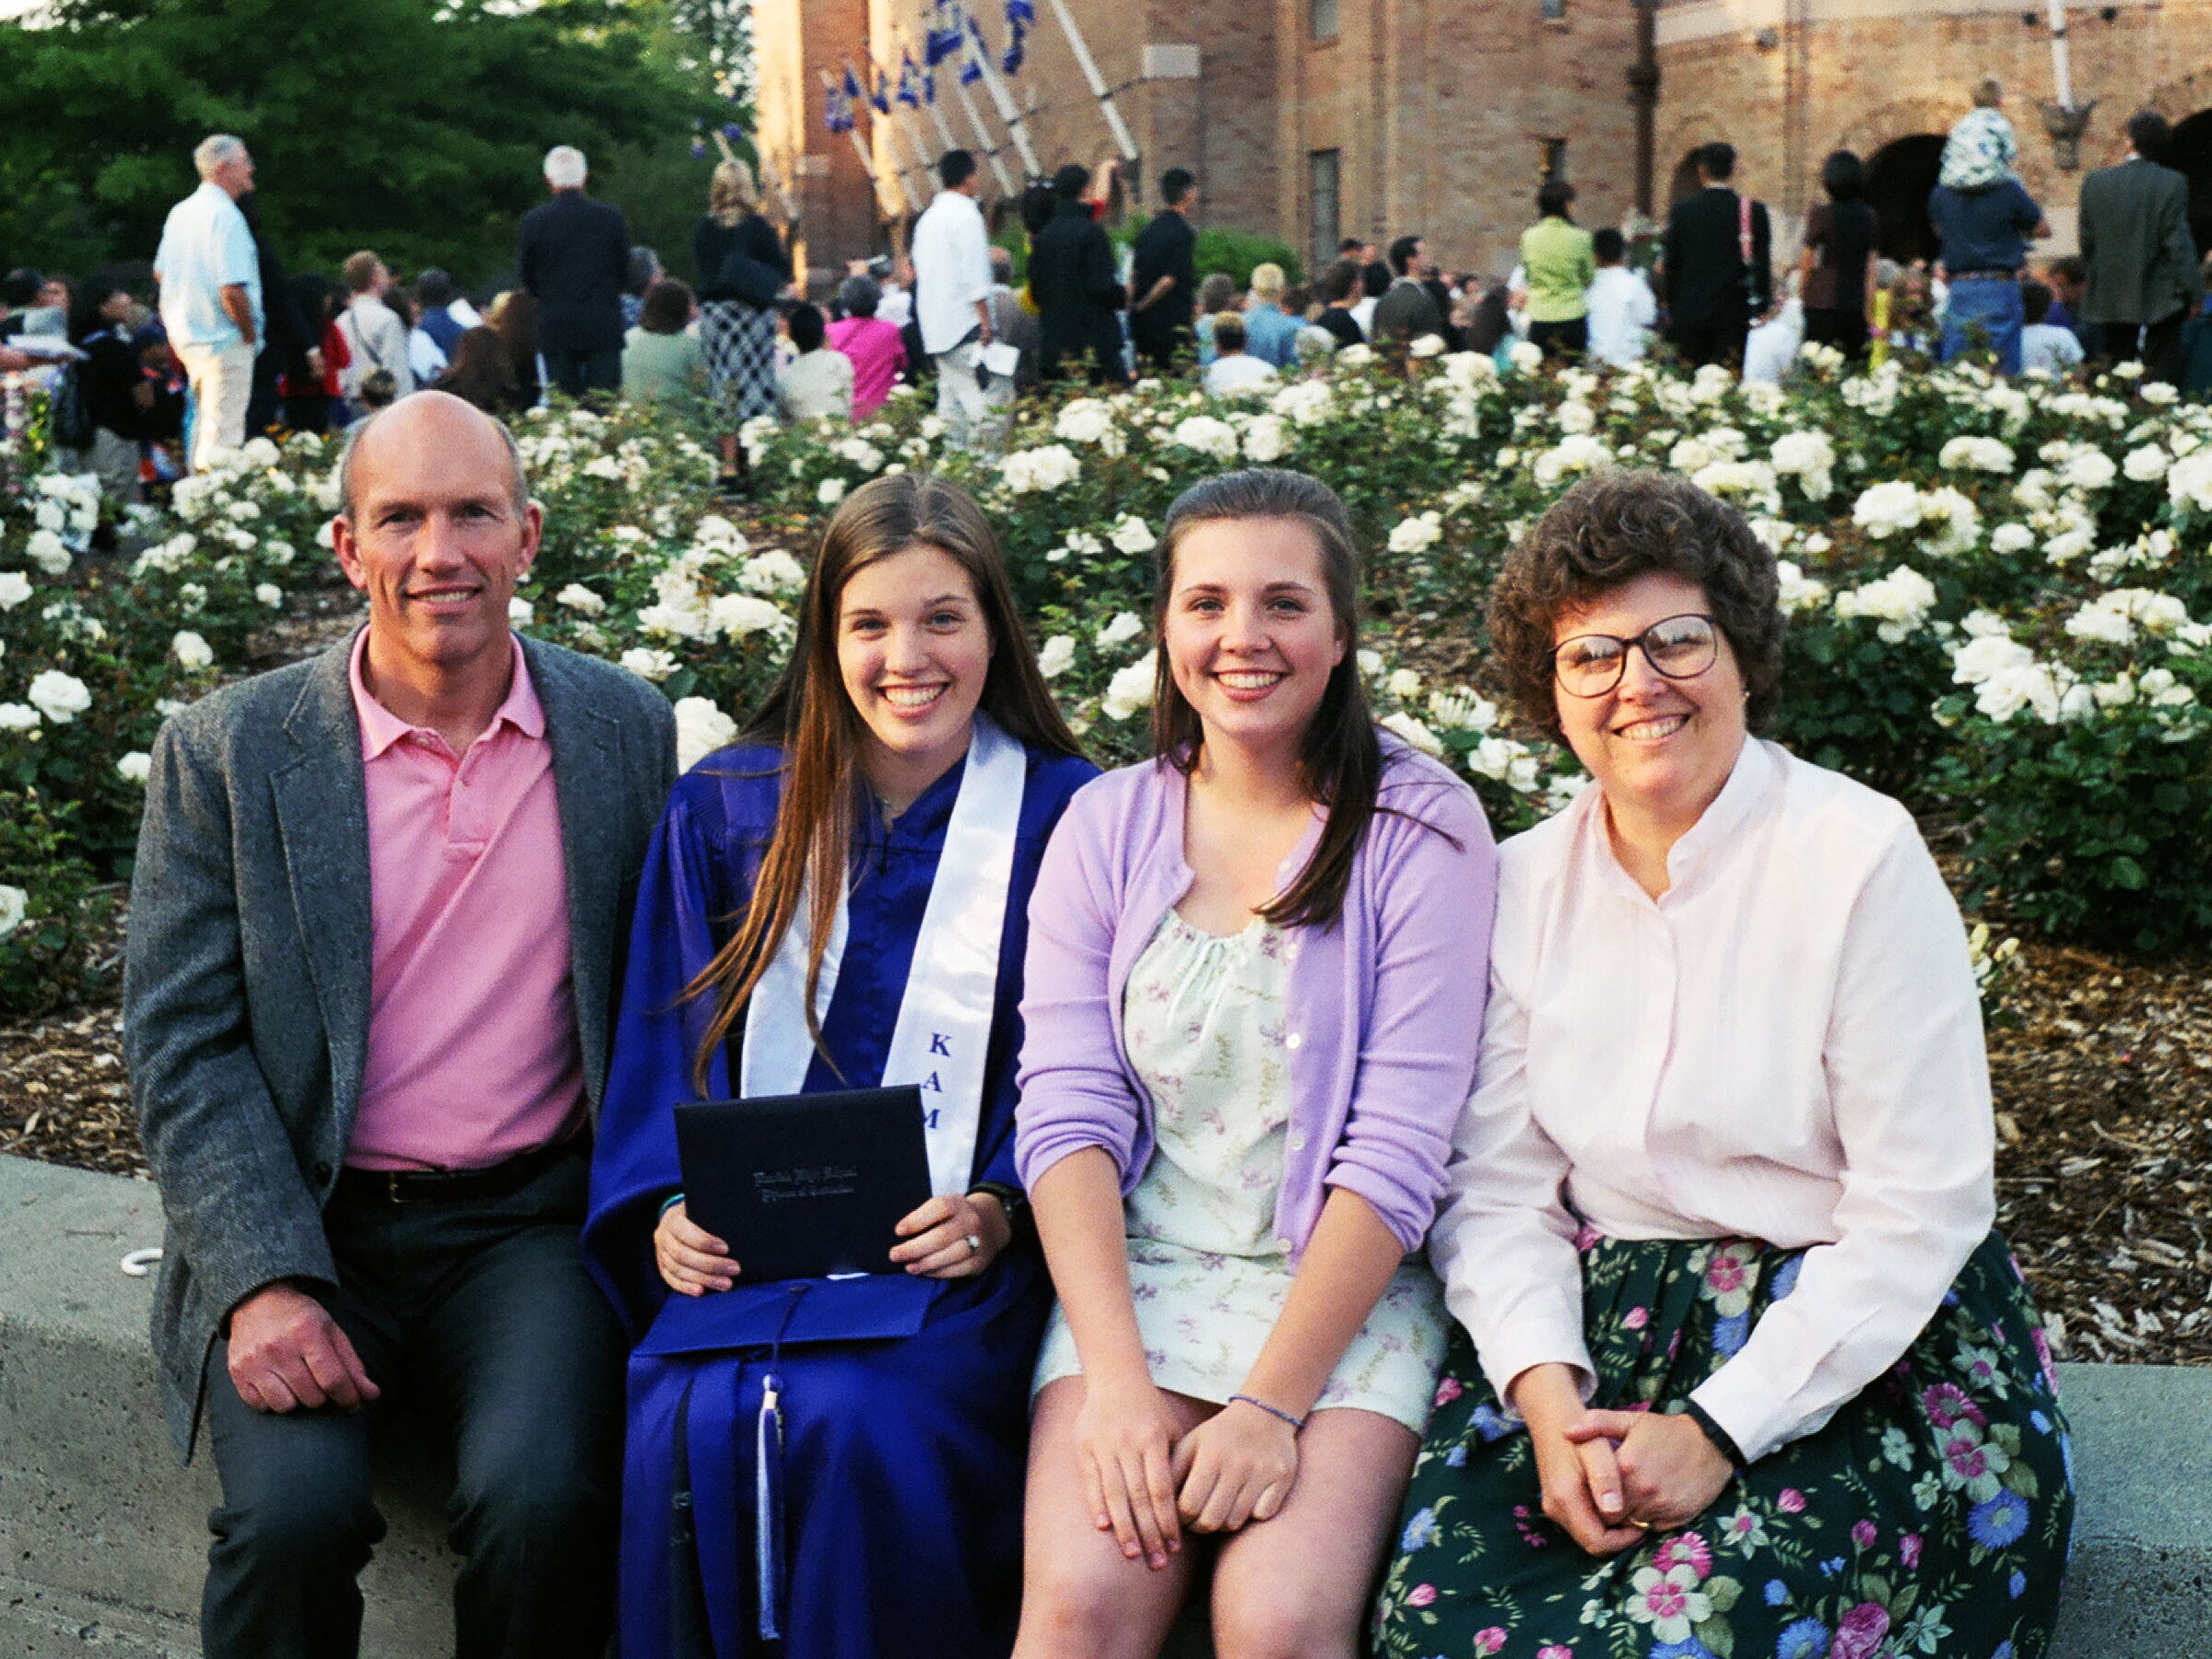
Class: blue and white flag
897,48,923,107
925,0,964,67
871,65,891,114
1002,0,1034,75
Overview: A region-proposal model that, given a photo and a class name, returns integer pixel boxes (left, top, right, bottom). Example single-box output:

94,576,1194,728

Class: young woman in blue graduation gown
582,472,1096,1659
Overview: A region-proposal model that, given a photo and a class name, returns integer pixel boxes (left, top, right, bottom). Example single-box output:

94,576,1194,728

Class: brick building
752,0,2212,289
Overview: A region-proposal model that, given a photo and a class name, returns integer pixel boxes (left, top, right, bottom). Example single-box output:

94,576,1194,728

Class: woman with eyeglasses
1375,472,2072,1659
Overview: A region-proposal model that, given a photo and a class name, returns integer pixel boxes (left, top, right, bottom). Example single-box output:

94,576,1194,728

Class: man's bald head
336,392,530,525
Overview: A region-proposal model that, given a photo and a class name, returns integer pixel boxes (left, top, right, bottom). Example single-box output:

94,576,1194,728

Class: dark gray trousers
197,1149,624,1659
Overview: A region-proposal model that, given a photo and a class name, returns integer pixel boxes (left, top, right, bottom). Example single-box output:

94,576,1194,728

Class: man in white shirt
1584,227,1658,370
909,149,998,449
153,134,263,471
1201,312,1278,397
335,251,416,406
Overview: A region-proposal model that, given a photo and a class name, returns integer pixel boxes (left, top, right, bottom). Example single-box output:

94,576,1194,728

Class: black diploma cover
675,1086,933,1282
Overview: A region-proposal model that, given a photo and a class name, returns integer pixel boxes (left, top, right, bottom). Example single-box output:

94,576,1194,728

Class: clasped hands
653,1190,1012,1296
1075,1379,1301,1570
1512,1363,1736,1554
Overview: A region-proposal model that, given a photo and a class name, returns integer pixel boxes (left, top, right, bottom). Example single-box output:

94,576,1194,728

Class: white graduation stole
737,712,1027,1196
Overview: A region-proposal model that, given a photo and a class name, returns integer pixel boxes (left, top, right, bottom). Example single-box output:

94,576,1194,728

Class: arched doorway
2166,109,2212,254
1867,135,1943,264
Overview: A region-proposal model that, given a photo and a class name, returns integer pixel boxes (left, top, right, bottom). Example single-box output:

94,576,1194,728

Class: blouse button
1285,1032,1302,1051
1275,1237,1295,1253
1289,1134,1308,1152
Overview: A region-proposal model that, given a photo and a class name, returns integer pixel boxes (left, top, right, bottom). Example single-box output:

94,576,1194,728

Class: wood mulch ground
3,915,2204,1366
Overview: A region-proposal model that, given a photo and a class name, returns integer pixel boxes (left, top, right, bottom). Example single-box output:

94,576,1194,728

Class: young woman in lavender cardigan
1010,468,1500,1659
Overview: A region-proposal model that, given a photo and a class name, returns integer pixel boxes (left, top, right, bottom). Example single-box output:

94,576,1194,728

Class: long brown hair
686,472,1085,1089
1152,467,1398,931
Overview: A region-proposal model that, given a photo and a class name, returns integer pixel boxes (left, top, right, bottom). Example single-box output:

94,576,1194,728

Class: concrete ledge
4,1153,2208,1657
0,1156,453,1658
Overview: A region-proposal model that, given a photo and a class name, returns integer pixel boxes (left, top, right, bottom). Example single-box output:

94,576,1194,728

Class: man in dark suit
1371,233,1448,345
518,144,630,398
125,391,677,1659
1662,141,1772,369
2079,109,2203,383
1128,165,1199,372
1030,162,1129,385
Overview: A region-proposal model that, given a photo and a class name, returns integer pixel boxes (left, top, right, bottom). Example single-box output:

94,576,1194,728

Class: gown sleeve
582,771,757,1342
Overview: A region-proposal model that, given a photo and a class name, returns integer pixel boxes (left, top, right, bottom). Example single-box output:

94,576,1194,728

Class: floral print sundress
1032,910,1449,1432
1377,1229,2073,1659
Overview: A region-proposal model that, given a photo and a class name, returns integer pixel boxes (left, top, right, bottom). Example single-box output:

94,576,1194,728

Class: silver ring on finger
964,1232,982,1254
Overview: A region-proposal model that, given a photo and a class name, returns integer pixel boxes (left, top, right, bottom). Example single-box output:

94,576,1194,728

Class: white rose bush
7,348,2212,1009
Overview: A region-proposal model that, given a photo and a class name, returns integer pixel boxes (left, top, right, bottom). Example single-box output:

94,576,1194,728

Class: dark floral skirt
1376,1230,2073,1659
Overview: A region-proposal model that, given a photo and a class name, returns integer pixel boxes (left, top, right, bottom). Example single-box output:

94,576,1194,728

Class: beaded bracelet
1228,1393,1307,1432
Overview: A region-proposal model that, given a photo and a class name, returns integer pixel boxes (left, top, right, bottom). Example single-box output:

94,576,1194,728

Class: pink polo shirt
345,629,585,1171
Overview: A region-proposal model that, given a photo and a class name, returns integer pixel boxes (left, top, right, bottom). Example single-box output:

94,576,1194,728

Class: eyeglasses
1552,613,1721,698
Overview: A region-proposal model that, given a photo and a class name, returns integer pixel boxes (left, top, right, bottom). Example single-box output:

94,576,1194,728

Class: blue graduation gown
583,739,1096,1659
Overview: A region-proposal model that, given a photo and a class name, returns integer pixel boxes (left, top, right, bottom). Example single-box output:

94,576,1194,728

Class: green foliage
0,0,732,291
1193,227,1301,289
0,788,112,1018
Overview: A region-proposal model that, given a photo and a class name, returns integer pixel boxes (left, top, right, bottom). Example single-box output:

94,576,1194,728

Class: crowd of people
16,78,2206,517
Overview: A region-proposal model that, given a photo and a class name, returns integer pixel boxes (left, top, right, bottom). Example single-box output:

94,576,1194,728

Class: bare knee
1211,1571,1363,1659
1017,1556,1176,1659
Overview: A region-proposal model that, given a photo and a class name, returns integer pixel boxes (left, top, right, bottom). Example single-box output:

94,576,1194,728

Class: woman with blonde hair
584,473,1096,1658
694,156,790,493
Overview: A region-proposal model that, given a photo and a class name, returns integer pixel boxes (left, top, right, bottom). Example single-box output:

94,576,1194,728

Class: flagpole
1040,0,1138,161
953,74,1016,196
900,31,966,162
822,68,902,218
968,23,1041,176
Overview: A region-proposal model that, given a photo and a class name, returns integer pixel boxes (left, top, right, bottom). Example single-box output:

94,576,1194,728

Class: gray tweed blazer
123,632,677,1459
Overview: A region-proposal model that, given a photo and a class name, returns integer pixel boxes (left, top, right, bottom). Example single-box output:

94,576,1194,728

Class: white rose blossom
1100,652,1157,722
673,697,738,771
1037,636,1077,679
28,668,92,723
1094,611,1145,651
619,648,679,682
0,884,27,941
1379,711,1443,754
0,703,41,731
116,751,153,783
1109,515,1158,555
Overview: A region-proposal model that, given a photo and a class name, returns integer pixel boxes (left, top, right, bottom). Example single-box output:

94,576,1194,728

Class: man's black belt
335,1136,582,1206
1947,268,2018,282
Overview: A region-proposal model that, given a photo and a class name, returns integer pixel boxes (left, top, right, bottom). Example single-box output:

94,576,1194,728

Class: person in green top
620,278,705,406
1516,179,1595,361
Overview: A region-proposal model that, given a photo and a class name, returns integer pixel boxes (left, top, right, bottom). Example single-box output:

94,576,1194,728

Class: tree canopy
0,0,750,293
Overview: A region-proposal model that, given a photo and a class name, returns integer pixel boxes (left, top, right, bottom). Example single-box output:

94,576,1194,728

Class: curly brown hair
1488,471,1783,744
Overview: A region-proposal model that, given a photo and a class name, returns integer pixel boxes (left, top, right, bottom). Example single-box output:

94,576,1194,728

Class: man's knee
209,1448,383,1574
449,1437,616,1565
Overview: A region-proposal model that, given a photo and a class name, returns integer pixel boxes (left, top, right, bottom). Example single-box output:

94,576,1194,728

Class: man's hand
225,1282,379,1414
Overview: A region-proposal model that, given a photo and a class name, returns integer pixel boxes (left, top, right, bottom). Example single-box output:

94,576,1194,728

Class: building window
1310,150,1341,278
1312,0,1338,41
1540,0,1567,19
1542,138,1568,184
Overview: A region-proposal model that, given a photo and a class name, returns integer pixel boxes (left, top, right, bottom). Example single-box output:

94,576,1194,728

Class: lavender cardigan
1015,739,1499,1262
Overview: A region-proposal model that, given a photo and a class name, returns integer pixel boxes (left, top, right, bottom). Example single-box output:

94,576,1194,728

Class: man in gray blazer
124,391,677,1659
2079,108,2203,383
